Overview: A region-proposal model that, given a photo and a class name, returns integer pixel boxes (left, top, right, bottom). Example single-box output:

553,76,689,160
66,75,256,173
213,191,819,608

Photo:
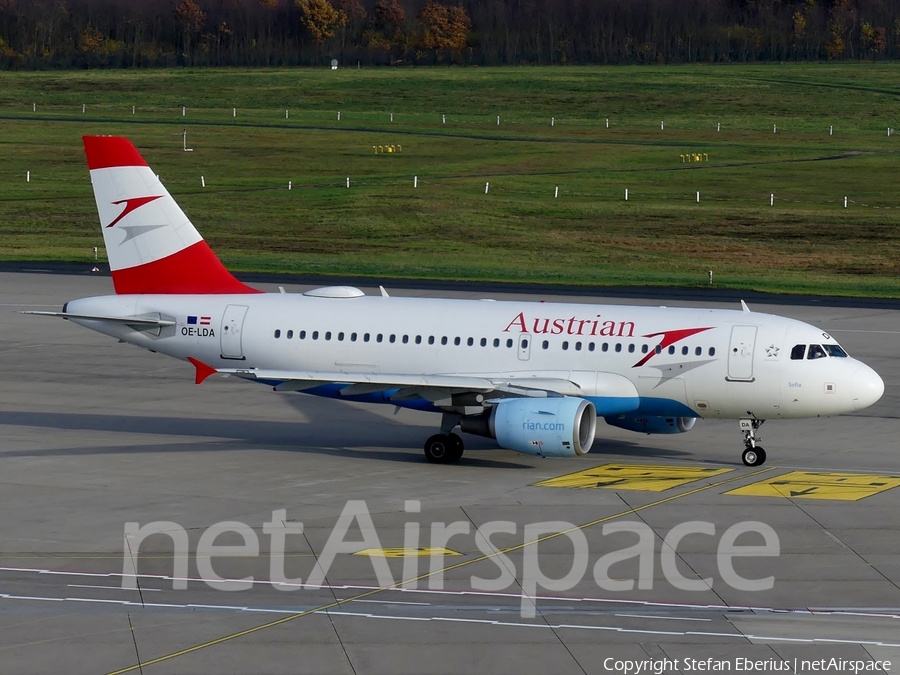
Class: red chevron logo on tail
107,195,163,228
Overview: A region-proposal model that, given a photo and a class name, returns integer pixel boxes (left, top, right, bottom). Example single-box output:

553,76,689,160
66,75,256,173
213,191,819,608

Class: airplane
26,136,885,467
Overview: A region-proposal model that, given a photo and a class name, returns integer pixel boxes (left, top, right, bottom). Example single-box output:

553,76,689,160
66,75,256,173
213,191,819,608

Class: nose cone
851,364,885,411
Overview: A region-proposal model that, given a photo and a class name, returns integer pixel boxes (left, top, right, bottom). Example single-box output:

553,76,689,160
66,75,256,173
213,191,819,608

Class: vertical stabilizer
83,136,259,295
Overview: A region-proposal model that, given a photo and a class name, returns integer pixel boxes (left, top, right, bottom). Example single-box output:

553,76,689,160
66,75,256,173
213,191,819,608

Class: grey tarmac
1,271,900,675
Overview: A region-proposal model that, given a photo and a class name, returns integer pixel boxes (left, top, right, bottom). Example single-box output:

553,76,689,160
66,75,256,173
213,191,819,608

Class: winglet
740,300,751,313
380,285,390,298
187,357,217,384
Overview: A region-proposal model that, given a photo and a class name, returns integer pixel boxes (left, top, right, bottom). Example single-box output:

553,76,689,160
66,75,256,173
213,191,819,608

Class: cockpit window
807,344,827,360
822,344,848,357
790,344,806,360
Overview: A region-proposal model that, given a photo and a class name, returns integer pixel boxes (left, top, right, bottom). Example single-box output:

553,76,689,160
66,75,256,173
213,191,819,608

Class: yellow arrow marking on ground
534,463,732,491
725,471,900,501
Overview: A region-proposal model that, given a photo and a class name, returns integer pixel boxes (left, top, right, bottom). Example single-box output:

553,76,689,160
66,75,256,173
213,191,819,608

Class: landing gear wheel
447,433,465,463
741,446,766,467
424,434,453,464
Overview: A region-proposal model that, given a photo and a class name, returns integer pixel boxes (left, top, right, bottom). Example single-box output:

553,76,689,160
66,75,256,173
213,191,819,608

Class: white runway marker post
201,176,205,188
485,182,490,194
625,188,628,201
285,110,289,119
497,115,500,125
26,171,30,182
660,121,664,130
717,122,720,132
32,103,35,112
288,181,292,190
773,124,776,133
233,108,236,117
132,105,135,115
551,117,555,127
346,177,350,188
770,194,774,206
830,125,833,136
182,106,186,117
337,111,341,121
442,114,446,124
390,113,393,122
554,186,558,198
605,118,609,128
414,176,418,188
82,104,85,113
844,196,848,208
696,191,700,203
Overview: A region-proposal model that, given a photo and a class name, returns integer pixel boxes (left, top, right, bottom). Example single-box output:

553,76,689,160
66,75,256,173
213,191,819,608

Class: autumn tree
418,1,470,56
175,0,206,61
365,0,405,50
297,0,347,43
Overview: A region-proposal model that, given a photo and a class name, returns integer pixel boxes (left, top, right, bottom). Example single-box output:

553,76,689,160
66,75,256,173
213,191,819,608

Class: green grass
1,64,899,296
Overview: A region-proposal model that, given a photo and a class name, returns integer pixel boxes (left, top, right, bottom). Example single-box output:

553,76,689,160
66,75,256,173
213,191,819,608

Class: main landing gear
740,417,766,467
424,433,464,464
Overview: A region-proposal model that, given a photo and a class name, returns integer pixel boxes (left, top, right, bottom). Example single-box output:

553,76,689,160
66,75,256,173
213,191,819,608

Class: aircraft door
727,325,757,381
221,304,249,360
518,333,532,361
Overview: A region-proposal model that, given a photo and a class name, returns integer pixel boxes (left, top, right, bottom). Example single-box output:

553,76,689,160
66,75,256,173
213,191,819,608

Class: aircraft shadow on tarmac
0,409,690,467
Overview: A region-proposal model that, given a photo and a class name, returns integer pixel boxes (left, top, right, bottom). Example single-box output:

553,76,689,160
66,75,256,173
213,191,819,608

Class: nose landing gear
740,417,766,466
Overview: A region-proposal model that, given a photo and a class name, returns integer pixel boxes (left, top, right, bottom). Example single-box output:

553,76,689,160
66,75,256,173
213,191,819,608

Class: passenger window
376,334,383,343
402,335,409,344
615,343,622,352
588,342,595,352
300,330,306,339
808,344,826,360
642,345,649,354
428,336,434,345
576,342,583,351
454,337,461,346
493,338,500,347
627,344,634,353
338,332,344,341
521,338,529,349
655,345,662,354
562,341,569,351
312,331,319,340
467,337,474,346
274,329,281,338
363,333,370,342
602,343,608,352
287,330,293,339
542,340,549,349
480,338,487,347
507,339,514,348
709,347,715,356
823,344,848,357
325,331,332,341
790,344,806,360
390,334,396,343
415,335,421,344
350,332,357,342
441,336,448,345
668,346,675,355
695,346,701,356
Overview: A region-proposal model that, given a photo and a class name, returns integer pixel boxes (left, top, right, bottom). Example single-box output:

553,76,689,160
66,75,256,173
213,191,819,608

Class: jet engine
461,397,597,457
604,415,697,435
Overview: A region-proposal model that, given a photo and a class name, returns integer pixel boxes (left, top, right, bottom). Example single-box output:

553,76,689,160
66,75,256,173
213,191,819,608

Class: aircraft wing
216,367,578,397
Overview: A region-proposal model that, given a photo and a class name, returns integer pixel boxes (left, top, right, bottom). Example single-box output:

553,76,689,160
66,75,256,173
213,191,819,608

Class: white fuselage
63,291,884,421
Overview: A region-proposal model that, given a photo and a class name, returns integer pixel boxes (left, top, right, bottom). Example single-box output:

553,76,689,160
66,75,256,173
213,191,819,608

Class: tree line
0,0,897,68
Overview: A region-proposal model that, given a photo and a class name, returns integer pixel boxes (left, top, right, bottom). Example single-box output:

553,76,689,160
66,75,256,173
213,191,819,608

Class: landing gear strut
424,433,464,464
740,417,766,467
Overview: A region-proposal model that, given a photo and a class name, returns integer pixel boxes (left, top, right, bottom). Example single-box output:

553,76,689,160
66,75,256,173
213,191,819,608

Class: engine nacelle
462,397,597,457
604,415,697,435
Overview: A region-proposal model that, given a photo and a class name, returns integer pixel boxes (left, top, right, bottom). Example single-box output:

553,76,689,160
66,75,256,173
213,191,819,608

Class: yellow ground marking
104,466,773,675
354,547,461,558
725,471,900,501
533,463,732,491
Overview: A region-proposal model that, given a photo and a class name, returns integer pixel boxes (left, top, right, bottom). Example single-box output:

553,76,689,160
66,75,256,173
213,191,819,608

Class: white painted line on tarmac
614,613,711,622
68,584,160,592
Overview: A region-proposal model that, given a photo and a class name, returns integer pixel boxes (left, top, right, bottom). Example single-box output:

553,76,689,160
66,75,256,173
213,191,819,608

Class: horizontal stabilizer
22,310,176,327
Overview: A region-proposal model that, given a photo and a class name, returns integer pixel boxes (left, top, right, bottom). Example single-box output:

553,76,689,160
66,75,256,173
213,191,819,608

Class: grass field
1,65,899,296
